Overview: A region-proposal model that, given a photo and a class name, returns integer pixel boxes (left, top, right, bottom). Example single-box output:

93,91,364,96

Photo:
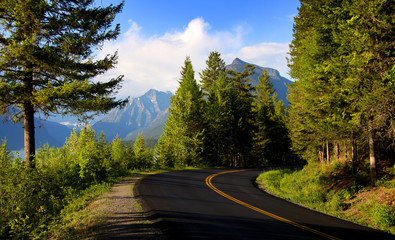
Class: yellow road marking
205,169,341,240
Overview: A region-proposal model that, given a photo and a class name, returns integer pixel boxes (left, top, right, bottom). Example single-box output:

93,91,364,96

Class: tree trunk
326,140,330,164
333,141,339,161
319,144,324,163
368,124,377,186
23,101,35,167
351,131,357,183
23,64,35,167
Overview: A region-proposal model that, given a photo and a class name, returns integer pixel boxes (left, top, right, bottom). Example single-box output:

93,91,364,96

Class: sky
94,0,300,99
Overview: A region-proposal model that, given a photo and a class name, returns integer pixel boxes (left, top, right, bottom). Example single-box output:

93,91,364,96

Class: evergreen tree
252,70,295,166
157,57,205,167
0,0,126,167
199,51,226,95
225,64,255,167
133,134,153,169
205,71,236,166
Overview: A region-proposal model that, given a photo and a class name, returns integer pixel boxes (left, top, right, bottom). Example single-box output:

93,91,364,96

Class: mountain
92,59,292,141
93,89,172,141
0,116,72,150
225,58,292,106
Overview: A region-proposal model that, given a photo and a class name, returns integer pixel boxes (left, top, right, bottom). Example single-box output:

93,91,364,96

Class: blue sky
95,0,300,98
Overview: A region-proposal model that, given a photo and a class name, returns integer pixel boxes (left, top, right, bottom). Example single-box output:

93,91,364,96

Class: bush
0,126,156,239
373,204,395,228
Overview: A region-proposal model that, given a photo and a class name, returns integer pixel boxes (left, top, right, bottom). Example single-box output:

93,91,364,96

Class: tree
0,0,126,167
199,51,226,95
205,71,235,166
133,134,153,169
225,64,255,166
252,70,295,166
288,0,394,185
157,57,205,167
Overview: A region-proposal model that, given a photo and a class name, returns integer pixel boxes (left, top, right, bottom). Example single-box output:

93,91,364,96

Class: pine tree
205,71,235,166
133,134,153,169
252,70,295,166
225,64,255,167
199,51,226,95
157,57,205,167
0,0,126,167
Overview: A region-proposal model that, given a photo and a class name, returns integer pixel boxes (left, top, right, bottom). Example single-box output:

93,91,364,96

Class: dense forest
287,0,394,186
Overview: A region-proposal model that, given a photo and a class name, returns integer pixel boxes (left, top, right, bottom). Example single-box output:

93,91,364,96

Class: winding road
136,168,394,240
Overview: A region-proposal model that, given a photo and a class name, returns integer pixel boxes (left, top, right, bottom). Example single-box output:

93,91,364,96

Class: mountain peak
226,58,292,107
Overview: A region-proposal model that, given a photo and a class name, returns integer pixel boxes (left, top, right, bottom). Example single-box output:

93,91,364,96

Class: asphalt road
136,168,394,240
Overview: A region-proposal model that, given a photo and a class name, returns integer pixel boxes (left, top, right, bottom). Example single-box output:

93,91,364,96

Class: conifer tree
200,51,226,95
252,70,294,166
205,71,235,166
225,64,255,166
157,57,205,167
0,0,126,167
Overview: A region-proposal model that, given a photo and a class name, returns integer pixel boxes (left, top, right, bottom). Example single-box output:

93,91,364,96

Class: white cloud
97,18,290,99
224,42,291,78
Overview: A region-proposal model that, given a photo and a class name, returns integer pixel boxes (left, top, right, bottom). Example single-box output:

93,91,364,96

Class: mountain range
0,58,292,150
0,116,72,151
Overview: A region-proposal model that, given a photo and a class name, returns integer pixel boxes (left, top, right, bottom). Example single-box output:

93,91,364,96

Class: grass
256,161,395,234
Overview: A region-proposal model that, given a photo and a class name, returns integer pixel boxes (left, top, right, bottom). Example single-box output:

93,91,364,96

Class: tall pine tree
200,51,226,95
156,57,205,167
252,70,295,166
0,0,126,166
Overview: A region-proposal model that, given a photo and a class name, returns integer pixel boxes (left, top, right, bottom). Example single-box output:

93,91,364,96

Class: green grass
256,162,395,234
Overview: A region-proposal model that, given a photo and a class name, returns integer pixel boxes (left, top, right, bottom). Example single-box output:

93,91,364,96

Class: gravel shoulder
93,173,169,240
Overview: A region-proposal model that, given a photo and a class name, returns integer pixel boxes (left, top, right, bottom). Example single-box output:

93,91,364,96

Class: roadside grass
256,161,395,234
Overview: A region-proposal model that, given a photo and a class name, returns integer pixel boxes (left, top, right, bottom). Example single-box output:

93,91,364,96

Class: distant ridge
93,89,172,140
226,58,292,106
0,116,71,150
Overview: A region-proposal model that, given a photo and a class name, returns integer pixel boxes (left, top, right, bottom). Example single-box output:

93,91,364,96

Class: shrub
373,204,395,228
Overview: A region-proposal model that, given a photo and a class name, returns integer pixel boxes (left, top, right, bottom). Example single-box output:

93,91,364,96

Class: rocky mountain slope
93,89,172,141
226,58,292,106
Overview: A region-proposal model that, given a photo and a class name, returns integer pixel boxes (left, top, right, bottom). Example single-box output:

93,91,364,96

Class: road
136,168,394,240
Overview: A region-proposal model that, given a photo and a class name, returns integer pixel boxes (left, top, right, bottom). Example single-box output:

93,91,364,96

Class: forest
0,0,394,238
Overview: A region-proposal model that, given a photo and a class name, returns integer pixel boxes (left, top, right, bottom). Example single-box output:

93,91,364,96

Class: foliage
133,134,154,169
158,51,302,168
373,204,395,228
0,126,152,239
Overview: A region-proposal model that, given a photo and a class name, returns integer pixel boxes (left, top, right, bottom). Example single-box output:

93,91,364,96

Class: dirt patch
93,174,169,240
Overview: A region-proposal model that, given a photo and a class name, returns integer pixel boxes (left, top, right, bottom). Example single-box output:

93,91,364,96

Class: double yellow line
205,169,341,240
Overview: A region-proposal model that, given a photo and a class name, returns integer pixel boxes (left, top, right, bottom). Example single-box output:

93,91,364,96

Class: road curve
136,168,394,240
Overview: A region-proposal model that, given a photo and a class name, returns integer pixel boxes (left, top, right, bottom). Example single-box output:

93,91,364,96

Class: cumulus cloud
97,18,290,99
